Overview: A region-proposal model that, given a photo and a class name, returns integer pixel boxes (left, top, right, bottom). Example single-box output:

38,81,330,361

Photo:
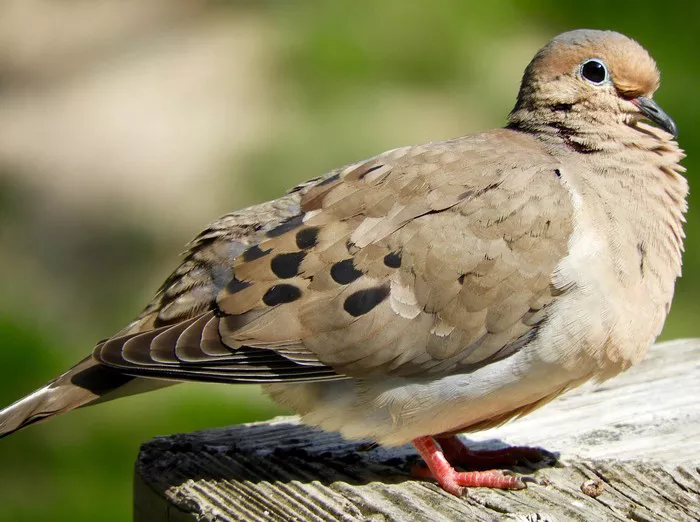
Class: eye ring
580,59,609,85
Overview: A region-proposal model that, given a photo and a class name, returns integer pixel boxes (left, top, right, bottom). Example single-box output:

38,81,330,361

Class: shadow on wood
134,339,700,521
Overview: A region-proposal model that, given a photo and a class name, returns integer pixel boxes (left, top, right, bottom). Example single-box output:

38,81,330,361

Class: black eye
581,59,608,85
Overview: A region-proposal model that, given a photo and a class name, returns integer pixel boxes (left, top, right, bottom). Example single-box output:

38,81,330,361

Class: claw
435,435,554,470
519,475,539,485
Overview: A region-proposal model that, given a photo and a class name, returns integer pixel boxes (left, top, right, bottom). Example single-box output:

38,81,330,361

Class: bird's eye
580,59,608,85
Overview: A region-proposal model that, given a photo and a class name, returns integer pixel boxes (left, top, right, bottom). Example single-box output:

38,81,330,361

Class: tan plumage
0,29,687,493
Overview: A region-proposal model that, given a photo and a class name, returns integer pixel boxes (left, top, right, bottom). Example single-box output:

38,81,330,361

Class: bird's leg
435,434,548,471
411,436,528,496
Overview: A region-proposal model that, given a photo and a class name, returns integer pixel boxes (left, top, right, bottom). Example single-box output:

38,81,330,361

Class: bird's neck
505,111,687,244
507,104,642,153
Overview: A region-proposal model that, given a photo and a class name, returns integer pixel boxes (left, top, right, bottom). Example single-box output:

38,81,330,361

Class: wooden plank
134,339,700,521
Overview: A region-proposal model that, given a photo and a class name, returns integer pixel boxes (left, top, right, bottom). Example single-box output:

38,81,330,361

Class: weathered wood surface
134,339,700,521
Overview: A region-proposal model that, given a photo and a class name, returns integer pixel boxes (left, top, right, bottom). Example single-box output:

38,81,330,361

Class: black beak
634,96,678,138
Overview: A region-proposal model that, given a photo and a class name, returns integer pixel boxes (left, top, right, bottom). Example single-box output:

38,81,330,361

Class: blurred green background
1,1,698,520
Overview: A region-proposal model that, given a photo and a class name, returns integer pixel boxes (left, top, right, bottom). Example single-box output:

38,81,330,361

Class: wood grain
134,338,700,521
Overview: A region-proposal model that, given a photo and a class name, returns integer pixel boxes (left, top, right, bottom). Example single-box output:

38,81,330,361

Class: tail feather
0,357,134,438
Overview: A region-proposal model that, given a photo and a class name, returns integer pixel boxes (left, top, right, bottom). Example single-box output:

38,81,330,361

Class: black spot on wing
344,285,390,317
383,252,402,268
266,215,304,238
288,177,321,193
271,252,306,279
295,227,319,249
358,164,384,180
242,244,272,261
316,173,340,186
330,259,363,285
262,284,302,306
226,278,252,294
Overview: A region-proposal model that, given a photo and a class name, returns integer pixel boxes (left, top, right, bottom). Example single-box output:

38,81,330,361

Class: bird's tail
0,357,150,438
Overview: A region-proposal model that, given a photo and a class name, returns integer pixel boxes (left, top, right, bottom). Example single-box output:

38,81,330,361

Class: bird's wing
94,130,574,383
119,176,328,334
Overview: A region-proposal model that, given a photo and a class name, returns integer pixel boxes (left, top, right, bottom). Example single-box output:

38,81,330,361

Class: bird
0,29,686,496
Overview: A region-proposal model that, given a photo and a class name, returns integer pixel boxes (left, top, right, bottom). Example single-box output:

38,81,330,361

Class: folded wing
95,133,574,383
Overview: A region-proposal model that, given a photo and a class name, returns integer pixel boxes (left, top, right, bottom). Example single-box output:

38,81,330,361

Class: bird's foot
435,434,551,470
411,436,536,496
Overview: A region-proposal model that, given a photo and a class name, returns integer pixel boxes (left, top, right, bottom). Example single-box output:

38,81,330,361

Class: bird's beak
633,96,678,138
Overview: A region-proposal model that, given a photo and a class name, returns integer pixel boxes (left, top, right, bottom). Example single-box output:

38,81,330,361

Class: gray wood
134,338,700,521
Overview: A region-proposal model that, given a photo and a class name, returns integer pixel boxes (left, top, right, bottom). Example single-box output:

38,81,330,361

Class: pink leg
435,435,548,471
412,436,528,496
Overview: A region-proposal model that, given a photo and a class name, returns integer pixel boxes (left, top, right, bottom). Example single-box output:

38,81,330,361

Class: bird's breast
541,164,681,380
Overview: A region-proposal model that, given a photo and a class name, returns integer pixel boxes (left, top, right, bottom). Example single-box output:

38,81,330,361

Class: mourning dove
0,29,686,495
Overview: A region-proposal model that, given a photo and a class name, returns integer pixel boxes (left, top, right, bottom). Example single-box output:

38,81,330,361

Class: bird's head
509,29,677,139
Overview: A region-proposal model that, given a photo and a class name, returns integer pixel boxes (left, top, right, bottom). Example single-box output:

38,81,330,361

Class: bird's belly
262,344,590,446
